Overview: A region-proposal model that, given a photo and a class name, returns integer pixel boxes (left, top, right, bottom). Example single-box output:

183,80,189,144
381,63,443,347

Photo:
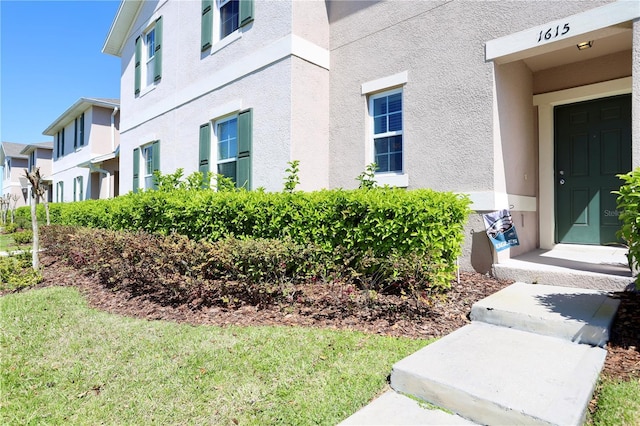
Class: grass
1,286,430,425
590,378,640,425
0,233,30,253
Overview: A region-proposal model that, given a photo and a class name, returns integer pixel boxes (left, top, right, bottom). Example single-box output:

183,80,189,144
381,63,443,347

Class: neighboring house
102,0,640,272
20,142,54,203
43,98,120,202
1,142,31,207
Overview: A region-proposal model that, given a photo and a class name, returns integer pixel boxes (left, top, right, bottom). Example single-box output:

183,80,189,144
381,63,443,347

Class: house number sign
537,23,570,43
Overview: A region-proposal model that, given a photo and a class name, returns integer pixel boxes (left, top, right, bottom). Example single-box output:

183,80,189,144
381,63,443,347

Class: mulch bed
23,255,640,383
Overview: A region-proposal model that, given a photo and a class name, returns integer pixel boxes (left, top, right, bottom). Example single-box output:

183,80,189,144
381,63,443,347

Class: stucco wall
119,58,295,194
291,56,330,190
90,106,119,155
327,0,613,192
534,50,632,95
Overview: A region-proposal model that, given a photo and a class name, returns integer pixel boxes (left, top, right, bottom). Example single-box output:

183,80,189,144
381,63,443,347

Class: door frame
533,77,632,249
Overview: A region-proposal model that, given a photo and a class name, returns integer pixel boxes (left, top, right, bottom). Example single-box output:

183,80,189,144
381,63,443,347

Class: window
5,159,10,179
74,113,85,149
56,181,64,203
201,109,252,189
145,28,156,86
56,129,65,158
133,141,160,192
135,17,162,95
29,152,35,171
216,116,238,182
74,176,83,201
371,90,403,173
201,0,254,51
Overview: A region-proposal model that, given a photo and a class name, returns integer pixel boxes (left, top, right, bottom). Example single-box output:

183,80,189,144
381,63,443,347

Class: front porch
493,243,635,291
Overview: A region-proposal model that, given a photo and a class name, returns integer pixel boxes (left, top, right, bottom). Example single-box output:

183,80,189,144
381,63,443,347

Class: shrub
12,230,33,244
615,168,640,280
0,254,41,291
2,223,18,234
33,188,471,287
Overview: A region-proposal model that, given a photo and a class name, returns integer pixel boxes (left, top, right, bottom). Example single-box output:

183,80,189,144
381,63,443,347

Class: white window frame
211,0,242,53
215,114,238,183
141,144,155,189
362,72,409,188
144,25,156,88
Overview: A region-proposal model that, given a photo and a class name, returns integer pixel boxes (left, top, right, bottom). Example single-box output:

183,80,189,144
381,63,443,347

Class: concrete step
494,262,634,291
339,390,478,425
390,323,607,425
470,282,620,347
493,245,635,291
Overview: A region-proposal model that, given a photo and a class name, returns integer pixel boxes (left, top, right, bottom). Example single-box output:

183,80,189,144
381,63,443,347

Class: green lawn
1,287,429,425
590,378,640,425
0,233,30,253
2,286,637,425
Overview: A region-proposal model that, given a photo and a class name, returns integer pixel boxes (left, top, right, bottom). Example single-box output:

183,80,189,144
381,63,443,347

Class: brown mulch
25,255,640,382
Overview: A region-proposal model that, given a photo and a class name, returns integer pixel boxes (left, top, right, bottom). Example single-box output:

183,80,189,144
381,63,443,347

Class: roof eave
42,98,120,136
102,0,142,57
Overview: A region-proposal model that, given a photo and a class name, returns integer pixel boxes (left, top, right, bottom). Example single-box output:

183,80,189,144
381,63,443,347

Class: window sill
138,83,157,98
210,30,242,54
375,173,409,188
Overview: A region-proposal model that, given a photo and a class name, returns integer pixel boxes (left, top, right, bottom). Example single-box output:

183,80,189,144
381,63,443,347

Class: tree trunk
30,194,39,270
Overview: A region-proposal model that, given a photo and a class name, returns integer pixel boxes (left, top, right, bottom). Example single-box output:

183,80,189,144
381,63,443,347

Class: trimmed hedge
20,188,471,286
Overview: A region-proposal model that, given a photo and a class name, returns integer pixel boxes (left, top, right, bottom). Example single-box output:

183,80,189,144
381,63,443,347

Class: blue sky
1,0,121,144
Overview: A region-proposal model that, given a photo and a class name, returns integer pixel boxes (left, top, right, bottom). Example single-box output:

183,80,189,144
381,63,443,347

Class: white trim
209,99,243,121
361,71,408,95
291,34,330,70
486,1,640,61
211,29,242,54
121,34,329,133
534,77,632,249
466,191,537,212
375,173,409,188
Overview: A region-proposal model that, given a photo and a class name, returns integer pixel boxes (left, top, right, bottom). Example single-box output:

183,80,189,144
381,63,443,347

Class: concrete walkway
340,245,629,425
340,282,619,425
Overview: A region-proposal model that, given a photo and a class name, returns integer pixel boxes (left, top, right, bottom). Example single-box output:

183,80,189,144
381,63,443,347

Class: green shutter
135,36,141,95
152,140,160,189
154,17,163,82
73,178,77,202
201,0,213,51
236,109,252,189
74,118,78,149
80,113,85,146
239,0,254,27
199,123,211,179
133,148,140,193
79,176,83,201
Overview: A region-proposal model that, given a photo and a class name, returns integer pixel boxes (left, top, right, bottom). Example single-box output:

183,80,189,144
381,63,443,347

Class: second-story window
135,17,163,96
29,152,35,171
201,0,253,51
145,28,156,87
219,0,239,39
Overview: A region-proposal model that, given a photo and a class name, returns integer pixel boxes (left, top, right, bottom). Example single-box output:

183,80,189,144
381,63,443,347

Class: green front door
554,94,631,245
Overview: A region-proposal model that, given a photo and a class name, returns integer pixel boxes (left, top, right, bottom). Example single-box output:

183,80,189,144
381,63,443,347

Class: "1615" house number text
537,23,570,43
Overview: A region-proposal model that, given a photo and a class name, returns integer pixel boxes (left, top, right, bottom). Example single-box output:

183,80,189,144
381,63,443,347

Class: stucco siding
119,58,294,194
328,1,616,193
291,56,330,190
89,106,118,155
534,50,632,95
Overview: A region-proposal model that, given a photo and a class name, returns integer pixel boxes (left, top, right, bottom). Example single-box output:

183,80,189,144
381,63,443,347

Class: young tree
24,167,45,270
